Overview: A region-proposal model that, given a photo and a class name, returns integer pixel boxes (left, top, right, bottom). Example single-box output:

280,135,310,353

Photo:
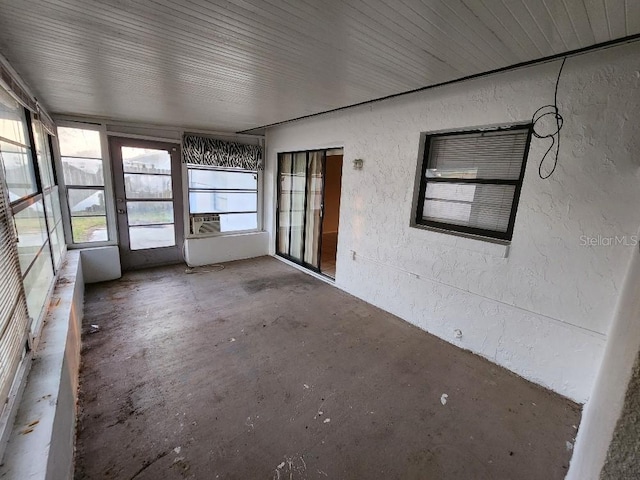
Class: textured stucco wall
600,350,640,479
567,232,640,479
264,42,640,403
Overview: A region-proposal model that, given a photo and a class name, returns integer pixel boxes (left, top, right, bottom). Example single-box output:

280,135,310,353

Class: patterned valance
182,135,263,170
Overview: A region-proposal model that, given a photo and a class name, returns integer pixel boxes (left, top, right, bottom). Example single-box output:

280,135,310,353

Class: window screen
415,126,531,241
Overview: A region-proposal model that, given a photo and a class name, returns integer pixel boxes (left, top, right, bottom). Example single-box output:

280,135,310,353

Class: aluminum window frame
5,110,57,318
54,121,117,248
412,123,533,243
0,106,62,458
185,163,261,238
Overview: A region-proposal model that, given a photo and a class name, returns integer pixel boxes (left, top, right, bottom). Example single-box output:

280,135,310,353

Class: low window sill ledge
0,251,84,480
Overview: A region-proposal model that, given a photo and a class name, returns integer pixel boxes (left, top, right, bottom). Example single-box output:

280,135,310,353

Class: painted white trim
181,162,189,240
53,114,265,139
105,131,181,144
183,164,263,240
184,228,262,240
54,120,118,248
98,123,118,246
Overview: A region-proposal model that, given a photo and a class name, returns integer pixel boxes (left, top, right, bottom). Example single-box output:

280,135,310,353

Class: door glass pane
304,152,323,267
71,216,108,243
289,153,306,261
122,147,171,173
127,201,173,226
129,225,175,250
125,173,172,199
120,146,176,253
277,154,292,255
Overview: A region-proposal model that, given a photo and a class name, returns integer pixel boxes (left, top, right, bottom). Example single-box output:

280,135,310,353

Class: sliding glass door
277,151,325,270
289,152,306,261
304,152,323,266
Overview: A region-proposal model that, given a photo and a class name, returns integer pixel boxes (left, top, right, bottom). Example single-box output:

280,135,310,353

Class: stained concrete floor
75,256,580,480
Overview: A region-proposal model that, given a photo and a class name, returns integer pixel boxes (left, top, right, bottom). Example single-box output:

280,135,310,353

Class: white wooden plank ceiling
0,0,637,133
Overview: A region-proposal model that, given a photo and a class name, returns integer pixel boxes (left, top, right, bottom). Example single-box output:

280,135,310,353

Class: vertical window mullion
287,156,294,257
301,151,309,263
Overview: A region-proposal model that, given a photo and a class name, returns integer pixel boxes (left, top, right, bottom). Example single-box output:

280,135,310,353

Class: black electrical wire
532,57,567,179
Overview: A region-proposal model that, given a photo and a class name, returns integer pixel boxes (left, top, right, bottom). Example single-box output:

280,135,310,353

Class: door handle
117,208,126,214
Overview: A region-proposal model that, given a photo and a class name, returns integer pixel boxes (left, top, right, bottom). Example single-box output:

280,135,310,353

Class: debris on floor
75,257,581,480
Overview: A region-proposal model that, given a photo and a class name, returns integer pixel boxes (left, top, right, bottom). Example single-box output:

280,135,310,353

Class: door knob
117,209,126,214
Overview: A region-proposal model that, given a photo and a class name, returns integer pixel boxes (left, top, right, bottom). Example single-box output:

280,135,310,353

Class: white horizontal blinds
426,130,528,180
422,128,529,235
0,168,29,407
424,183,516,232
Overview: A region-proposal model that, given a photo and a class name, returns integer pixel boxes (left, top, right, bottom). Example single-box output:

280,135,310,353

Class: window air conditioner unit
191,214,221,235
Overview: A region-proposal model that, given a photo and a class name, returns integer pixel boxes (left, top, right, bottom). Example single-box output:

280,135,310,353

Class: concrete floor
75,256,580,480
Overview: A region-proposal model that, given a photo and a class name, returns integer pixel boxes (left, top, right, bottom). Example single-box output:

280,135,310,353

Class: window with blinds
0,165,29,414
415,126,532,241
0,83,63,423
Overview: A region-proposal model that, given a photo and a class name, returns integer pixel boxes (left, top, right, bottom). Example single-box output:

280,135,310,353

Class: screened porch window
57,127,108,243
187,166,258,235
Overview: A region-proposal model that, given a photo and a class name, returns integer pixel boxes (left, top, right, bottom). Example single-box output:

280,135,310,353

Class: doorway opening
319,153,342,277
276,148,343,279
109,137,184,271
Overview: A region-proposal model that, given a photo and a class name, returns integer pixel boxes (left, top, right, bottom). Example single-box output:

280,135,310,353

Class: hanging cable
531,57,567,179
